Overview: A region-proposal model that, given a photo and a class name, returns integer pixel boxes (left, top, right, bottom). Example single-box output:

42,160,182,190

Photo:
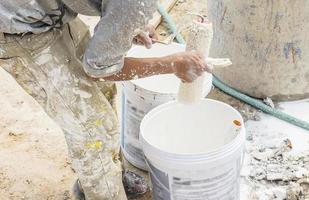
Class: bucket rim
122,75,213,98
140,99,245,162
140,129,245,164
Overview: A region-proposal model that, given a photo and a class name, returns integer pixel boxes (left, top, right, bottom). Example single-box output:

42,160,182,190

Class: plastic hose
157,3,186,44
213,78,309,130
157,3,309,131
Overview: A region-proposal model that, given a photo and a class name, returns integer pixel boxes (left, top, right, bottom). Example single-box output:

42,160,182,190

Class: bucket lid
126,43,212,95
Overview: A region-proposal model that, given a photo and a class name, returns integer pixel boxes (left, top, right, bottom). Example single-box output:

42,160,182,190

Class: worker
0,1,211,199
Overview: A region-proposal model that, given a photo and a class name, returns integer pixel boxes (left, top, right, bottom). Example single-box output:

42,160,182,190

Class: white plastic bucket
140,99,245,200
121,43,213,170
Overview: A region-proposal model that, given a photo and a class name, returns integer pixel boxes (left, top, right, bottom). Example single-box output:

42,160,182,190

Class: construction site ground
1,1,308,199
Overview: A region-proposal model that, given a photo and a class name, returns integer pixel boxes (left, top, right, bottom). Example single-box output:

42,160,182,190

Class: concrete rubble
241,127,309,200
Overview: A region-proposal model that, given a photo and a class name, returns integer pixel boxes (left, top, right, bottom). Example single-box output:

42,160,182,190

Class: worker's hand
169,51,212,83
134,25,158,49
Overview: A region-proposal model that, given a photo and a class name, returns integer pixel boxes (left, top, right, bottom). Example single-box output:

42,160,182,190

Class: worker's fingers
136,32,152,49
151,38,158,44
191,52,212,74
146,24,159,40
171,51,212,82
196,57,213,73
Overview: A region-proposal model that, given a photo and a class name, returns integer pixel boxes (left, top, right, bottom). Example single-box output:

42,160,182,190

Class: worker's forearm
103,56,175,81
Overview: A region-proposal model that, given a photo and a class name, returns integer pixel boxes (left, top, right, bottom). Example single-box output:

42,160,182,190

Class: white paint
141,100,243,154
176,57,232,103
178,74,207,104
78,15,100,36
138,11,145,17
35,54,53,65
0,48,5,56
205,58,232,68
73,88,92,99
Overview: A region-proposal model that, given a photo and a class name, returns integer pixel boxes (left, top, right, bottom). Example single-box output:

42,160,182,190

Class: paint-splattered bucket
140,99,245,199
121,43,213,170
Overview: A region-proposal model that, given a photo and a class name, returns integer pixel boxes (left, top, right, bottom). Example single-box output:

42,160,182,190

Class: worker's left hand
134,25,158,49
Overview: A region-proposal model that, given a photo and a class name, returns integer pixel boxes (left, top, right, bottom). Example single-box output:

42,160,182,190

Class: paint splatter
284,43,302,62
86,140,103,150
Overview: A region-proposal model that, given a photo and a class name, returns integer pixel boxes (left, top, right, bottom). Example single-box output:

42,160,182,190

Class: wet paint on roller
178,21,213,104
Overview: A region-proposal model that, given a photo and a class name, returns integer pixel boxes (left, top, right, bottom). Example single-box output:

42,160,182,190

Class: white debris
263,97,275,108
286,183,303,200
242,126,309,200
72,88,92,98
273,188,287,199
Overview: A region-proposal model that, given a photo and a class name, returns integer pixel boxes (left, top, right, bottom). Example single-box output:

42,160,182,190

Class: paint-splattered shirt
0,0,156,78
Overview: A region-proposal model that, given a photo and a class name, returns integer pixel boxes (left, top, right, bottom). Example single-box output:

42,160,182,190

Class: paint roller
177,21,232,104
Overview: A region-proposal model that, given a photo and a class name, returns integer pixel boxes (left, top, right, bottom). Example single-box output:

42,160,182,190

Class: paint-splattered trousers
0,18,126,200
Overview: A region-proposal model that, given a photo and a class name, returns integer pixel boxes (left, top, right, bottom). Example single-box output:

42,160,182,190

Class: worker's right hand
168,51,212,83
